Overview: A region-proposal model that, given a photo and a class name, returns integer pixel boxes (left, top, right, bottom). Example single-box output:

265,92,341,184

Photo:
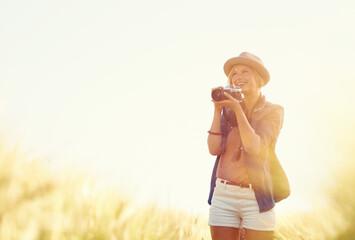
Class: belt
220,179,253,189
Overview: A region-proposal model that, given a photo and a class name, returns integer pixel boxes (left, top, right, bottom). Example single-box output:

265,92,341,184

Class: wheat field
0,141,354,240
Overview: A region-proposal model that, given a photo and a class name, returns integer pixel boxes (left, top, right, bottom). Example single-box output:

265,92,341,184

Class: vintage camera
211,85,244,102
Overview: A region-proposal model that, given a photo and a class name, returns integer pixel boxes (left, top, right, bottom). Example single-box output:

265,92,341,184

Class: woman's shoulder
263,100,284,112
257,95,283,113
258,101,284,122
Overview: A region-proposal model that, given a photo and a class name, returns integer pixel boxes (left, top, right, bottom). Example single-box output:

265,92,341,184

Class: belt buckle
220,179,227,189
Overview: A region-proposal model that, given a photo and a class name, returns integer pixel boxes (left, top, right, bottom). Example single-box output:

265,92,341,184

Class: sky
1,0,355,216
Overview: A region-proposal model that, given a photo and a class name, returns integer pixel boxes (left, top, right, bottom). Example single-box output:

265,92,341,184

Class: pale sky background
1,0,355,217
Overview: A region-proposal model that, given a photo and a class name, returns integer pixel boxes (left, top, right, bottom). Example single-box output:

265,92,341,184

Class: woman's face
229,64,260,96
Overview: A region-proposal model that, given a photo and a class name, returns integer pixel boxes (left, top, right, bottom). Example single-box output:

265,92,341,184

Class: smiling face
228,64,263,95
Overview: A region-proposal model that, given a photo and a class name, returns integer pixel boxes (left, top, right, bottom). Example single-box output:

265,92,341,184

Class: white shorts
209,178,275,231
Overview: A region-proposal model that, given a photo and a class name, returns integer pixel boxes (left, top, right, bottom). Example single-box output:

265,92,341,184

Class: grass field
0,141,354,240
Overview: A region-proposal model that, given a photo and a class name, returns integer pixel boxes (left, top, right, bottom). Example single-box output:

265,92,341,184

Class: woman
207,52,285,240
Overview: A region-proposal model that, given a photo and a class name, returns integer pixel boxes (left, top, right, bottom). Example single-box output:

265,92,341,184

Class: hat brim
223,57,270,86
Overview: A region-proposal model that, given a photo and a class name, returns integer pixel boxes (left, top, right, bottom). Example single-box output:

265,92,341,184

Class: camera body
211,85,244,102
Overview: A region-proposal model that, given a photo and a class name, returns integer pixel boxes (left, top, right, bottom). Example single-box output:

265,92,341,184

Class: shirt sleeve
243,105,284,156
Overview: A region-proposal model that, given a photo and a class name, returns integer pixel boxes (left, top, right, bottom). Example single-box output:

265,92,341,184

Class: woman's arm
213,93,284,156
207,107,223,155
233,103,255,149
242,106,284,155
212,93,255,151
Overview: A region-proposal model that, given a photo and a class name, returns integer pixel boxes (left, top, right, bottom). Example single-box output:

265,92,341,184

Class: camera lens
211,88,220,101
211,88,226,101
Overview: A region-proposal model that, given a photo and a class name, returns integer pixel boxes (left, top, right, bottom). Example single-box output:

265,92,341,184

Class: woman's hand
212,92,243,113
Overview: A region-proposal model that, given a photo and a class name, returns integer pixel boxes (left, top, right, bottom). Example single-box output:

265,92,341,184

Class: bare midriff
216,126,251,184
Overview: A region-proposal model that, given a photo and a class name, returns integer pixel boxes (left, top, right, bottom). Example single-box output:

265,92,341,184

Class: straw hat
223,52,270,86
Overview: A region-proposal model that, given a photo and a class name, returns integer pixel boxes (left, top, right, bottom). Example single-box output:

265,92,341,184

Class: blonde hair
227,65,264,88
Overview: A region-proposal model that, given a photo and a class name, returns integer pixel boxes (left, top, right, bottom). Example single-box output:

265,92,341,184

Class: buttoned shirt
208,94,284,213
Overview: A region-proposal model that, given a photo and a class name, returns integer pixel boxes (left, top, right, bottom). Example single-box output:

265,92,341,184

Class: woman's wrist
233,101,243,112
214,107,222,115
